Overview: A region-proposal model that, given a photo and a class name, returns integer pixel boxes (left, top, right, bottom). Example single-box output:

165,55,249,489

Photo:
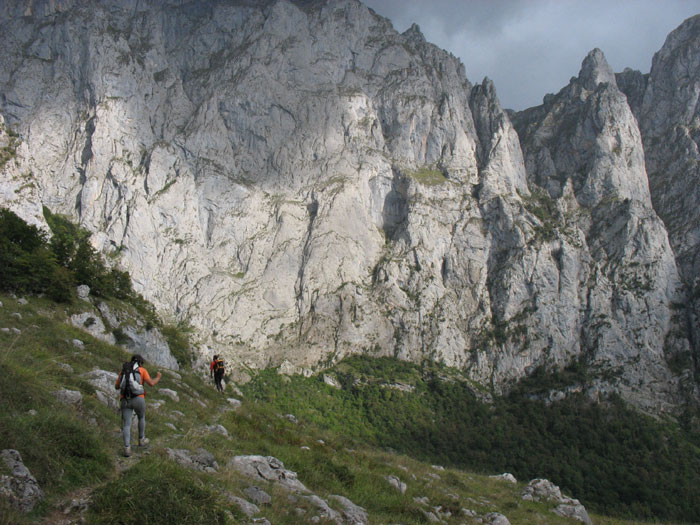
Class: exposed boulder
483,512,511,525
70,313,115,345
76,285,90,301
98,302,179,370
522,479,591,524
303,494,343,522
0,449,43,512
328,495,368,525
83,369,120,409
385,475,407,494
165,448,219,473
226,494,260,518
204,424,229,438
159,388,179,402
52,389,82,409
244,486,272,506
489,473,517,483
228,455,308,493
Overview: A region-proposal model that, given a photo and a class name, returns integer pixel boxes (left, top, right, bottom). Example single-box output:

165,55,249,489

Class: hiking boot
138,438,149,447
123,446,132,457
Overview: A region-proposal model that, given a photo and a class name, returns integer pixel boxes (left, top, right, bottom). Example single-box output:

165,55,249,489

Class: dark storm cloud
363,0,700,110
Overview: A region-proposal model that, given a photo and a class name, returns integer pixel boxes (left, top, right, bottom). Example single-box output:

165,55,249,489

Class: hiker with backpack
115,354,161,457
210,354,225,393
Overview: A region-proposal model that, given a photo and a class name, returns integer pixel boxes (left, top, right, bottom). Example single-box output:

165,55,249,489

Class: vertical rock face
0,0,697,413
513,48,690,413
633,15,700,378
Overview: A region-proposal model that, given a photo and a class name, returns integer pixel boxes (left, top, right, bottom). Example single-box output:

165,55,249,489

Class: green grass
88,456,232,524
241,357,700,523
0,292,690,524
407,167,448,186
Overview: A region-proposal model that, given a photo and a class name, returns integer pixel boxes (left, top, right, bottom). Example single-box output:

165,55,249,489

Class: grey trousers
120,396,146,447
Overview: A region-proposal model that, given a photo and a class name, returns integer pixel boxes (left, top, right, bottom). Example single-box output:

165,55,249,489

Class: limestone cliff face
0,0,697,413
513,49,690,413
632,16,700,381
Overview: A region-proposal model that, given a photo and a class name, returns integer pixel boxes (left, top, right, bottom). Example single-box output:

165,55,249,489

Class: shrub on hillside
0,207,156,306
43,207,136,299
0,208,73,301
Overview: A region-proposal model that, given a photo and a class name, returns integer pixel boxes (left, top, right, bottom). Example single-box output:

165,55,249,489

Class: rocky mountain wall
1,0,698,413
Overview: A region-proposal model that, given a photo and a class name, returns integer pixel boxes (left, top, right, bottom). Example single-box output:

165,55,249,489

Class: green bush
0,206,153,306
0,208,73,301
88,457,231,524
44,207,119,297
161,323,193,367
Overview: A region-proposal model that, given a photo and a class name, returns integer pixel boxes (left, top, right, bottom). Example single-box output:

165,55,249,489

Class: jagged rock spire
578,48,617,91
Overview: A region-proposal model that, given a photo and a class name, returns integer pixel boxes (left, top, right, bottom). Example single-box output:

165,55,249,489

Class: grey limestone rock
512,47,689,413
158,388,179,402
0,449,43,512
635,15,700,390
226,397,242,409
323,374,341,389
615,67,648,116
385,475,406,494
421,509,442,523
165,448,219,473
83,369,119,395
204,424,229,438
328,494,368,525
83,369,120,409
522,479,591,525
553,503,593,524
244,485,272,506
489,473,517,483
76,285,90,301
226,494,260,518
303,494,343,523
0,0,697,414
98,302,179,370
70,313,115,345
483,512,511,525
52,389,83,408
228,455,308,493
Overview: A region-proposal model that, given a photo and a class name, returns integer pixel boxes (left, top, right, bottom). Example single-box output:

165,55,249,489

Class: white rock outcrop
0,1,697,413
229,455,308,493
522,479,591,524
0,449,44,512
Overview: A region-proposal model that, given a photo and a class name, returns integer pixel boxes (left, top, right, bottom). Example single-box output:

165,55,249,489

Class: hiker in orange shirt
115,354,161,457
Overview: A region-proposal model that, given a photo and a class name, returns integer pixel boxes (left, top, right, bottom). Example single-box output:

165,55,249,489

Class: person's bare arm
144,371,162,387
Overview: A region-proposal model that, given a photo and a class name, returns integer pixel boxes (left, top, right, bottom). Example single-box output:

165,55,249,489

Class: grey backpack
119,361,144,398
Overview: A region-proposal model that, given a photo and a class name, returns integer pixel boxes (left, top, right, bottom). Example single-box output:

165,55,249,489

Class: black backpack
213,359,225,373
119,361,144,399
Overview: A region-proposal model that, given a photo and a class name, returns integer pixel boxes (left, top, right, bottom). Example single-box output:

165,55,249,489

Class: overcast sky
362,0,700,110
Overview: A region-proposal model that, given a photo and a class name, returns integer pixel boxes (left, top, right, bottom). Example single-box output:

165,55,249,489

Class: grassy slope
0,293,675,524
